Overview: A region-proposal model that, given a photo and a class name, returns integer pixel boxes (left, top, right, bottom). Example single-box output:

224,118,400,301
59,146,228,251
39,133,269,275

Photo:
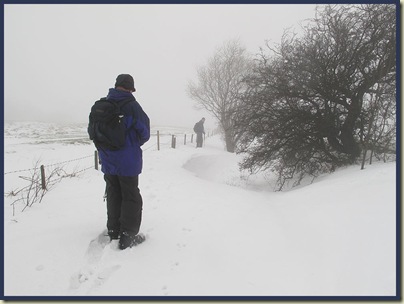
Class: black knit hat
115,74,136,92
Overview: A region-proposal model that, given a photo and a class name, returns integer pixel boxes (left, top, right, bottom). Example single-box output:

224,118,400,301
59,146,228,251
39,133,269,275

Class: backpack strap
107,97,137,129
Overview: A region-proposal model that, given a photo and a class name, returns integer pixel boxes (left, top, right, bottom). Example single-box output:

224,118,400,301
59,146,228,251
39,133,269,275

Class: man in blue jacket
99,74,150,250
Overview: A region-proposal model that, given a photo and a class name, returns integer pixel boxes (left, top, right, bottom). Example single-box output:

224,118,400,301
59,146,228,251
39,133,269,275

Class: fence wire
5,129,218,215
4,130,213,175
4,154,93,175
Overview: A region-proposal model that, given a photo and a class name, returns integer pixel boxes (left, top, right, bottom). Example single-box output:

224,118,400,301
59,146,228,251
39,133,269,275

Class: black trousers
104,174,143,235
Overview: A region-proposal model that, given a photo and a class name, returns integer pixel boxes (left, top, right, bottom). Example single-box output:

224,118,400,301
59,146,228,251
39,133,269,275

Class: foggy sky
4,4,318,129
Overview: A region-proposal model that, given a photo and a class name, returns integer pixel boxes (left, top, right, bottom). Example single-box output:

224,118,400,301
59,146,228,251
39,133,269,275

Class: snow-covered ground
3,121,397,298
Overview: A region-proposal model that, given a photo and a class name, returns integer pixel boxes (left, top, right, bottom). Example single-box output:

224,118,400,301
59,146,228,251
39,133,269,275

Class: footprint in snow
68,230,120,293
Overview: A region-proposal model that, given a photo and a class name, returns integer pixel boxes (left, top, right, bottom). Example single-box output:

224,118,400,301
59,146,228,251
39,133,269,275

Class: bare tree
236,4,396,189
187,39,253,152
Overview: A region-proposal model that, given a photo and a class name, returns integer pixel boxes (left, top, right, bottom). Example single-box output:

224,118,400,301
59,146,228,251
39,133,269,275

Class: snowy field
3,121,398,299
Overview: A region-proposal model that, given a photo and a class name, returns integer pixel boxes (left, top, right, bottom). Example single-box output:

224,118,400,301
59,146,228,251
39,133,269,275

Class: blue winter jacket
98,88,150,176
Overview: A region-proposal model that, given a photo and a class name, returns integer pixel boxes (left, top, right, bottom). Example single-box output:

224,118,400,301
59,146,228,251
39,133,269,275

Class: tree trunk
224,130,236,153
340,97,362,158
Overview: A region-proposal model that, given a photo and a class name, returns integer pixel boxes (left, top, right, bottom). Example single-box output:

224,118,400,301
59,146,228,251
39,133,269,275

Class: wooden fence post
157,130,160,151
40,165,46,190
171,135,176,149
94,151,99,170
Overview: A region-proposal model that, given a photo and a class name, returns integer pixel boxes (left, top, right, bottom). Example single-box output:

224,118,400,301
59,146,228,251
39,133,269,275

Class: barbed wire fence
4,129,219,215
5,154,94,215
143,129,217,151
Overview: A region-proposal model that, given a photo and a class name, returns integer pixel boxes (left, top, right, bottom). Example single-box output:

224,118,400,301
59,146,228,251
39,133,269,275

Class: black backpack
88,97,133,151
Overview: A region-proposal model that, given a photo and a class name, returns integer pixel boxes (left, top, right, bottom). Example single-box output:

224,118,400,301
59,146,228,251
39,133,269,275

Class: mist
4,4,318,129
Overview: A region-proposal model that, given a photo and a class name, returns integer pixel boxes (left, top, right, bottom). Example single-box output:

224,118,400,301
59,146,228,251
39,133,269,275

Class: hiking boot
108,229,120,241
119,231,146,250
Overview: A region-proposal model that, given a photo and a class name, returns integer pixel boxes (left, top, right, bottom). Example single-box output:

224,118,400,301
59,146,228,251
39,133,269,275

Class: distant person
193,117,206,148
89,74,150,250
